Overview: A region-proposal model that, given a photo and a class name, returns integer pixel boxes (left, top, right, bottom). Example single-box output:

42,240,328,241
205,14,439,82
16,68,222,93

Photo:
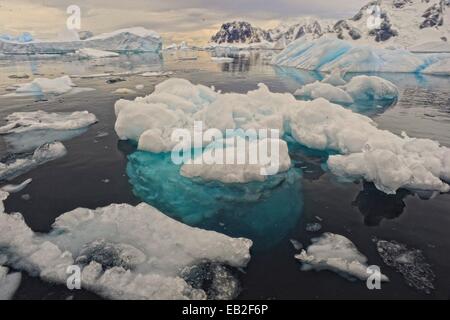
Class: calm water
1,50,450,300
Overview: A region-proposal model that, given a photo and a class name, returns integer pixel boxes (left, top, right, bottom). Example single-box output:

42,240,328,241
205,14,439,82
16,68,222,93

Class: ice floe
114,78,450,193
295,75,399,104
2,76,94,97
272,36,450,74
0,142,67,181
0,27,162,55
0,266,21,300
1,178,32,193
295,233,389,282
0,191,252,299
75,48,119,59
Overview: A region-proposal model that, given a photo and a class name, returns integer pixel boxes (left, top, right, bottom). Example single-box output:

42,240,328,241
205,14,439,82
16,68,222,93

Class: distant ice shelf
0,27,162,55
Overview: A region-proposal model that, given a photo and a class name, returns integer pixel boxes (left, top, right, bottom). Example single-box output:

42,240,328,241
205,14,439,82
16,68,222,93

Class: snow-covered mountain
209,0,450,50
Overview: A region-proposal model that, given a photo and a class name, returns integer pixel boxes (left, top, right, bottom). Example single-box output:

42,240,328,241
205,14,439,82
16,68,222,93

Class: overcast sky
0,0,369,44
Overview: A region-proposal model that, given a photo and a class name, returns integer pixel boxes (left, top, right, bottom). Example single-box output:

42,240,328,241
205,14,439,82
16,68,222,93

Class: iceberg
295,233,389,282
114,78,450,194
294,81,354,104
0,191,252,300
2,76,94,97
0,142,67,181
0,110,97,153
0,266,21,300
0,27,162,55
272,36,450,74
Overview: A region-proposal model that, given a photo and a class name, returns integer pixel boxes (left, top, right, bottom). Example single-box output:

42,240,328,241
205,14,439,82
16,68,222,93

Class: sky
0,0,369,44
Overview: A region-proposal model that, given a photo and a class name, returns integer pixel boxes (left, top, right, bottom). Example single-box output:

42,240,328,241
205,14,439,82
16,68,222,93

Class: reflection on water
125,148,303,251
352,181,411,226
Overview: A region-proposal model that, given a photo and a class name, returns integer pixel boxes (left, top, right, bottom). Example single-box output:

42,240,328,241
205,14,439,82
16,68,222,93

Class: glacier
0,191,252,300
272,36,450,74
0,27,162,55
114,78,450,194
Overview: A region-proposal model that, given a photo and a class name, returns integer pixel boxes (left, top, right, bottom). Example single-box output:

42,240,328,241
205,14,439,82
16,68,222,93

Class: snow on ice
0,191,252,300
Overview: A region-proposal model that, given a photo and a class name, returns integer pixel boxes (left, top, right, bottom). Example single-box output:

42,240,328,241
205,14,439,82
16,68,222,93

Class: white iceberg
180,137,291,183
0,191,252,300
295,233,389,282
114,78,450,193
0,142,67,181
294,81,354,104
343,76,399,101
2,76,94,97
0,27,162,55
272,36,450,74
0,266,21,300
1,178,32,193
295,75,399,104
0,110,97,134
75,48,119,59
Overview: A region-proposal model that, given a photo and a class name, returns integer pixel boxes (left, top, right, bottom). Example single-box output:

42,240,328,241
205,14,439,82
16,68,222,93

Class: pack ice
272,36,450,74
114,78,450,194
0,27,162,55
0,191,252,300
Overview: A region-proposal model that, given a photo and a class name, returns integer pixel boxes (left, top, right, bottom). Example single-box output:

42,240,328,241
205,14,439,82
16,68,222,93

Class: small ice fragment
113,88,136,95
1,178,32,193
135,84,144,90
305,222,322,232
290,239,303,250
21,194,31,201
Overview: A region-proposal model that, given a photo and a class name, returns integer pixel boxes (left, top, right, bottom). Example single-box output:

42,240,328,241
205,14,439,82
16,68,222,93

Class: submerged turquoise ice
127,149,303,250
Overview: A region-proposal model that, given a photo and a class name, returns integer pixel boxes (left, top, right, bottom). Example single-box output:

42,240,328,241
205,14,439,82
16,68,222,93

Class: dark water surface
0,50,449,299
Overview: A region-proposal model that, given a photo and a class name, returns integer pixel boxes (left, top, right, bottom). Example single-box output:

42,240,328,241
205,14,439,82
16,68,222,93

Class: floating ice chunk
211,57,234,63
321,69,347,86
294,81,354,104
113,88,136,95
135,84,144,90
305,222,322,232
0,192,252,300
0,111,98,134
140,71,174,77
290,239,303,250
113,78,450,193
2,76,92,97
376,240,435,294
295,233,389,282
1,178,32,193
0,27,162,55
343,75,399,101
272,36,450,74
0,266,22,300
180,137,291,183
0,142,67,181
75,48,119,59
